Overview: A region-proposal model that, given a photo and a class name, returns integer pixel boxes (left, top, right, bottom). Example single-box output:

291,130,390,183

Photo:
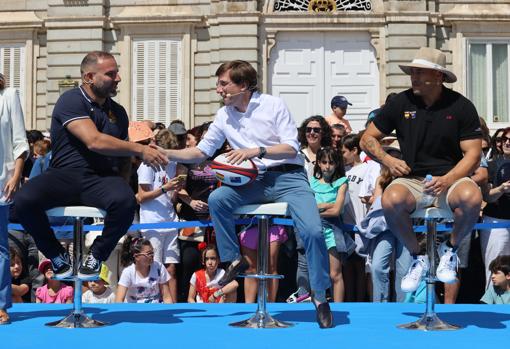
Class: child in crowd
35,259,73,304
480,255,510,304
136,129,187,302
32,139,51,158
115,237,173,303
342,133,371,301
310,146,354,302
82,265,115,304
240,225,287,302
188,245,238,303
10,247,29,303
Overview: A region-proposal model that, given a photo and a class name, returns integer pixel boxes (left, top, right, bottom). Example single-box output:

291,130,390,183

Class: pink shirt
36,284,74,304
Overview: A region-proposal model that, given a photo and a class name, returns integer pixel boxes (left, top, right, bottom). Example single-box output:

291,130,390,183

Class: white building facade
1,0,509,132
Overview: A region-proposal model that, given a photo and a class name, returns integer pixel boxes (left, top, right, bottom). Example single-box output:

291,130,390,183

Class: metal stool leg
230,215,292,328
398,219,460,331
46,217,107,328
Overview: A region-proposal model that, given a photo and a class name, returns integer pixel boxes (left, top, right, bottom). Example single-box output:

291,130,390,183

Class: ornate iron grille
273,0,372,12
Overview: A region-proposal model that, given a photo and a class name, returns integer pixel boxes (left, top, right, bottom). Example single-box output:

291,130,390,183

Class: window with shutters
467,40,510,129
132,38,182,125
0,44,26,110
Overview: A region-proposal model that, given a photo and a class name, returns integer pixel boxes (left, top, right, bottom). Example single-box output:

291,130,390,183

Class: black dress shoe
314,301,333,329
218,256,249,287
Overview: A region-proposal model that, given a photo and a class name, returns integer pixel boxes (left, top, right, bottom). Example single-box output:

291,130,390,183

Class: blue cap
331,95,352,109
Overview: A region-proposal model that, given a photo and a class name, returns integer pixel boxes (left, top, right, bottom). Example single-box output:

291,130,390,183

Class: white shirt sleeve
274,98,300,152
137,163,155,186
197,115,226,157
118,265,133,287
189,272,197,287
158,262,171,284
8,88,29,160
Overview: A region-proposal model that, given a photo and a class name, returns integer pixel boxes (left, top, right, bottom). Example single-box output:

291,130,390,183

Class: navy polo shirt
49,86,129,175
373,87,481,177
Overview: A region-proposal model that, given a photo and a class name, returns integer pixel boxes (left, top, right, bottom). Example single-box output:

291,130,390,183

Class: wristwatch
160,186,167,194
258,146,267,159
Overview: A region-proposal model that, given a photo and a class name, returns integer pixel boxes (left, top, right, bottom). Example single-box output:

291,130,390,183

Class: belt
266,164,303,172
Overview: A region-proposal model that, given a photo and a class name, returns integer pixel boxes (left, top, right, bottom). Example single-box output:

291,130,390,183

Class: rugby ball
210,153,258,186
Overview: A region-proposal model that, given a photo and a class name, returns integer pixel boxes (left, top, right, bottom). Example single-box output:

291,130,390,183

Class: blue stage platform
2,303,509,349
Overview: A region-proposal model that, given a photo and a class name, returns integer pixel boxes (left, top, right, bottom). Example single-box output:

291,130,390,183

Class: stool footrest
52,275,99,282
239,273,284,280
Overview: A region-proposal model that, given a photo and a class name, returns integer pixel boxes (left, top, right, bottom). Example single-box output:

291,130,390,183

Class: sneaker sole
52,269,74,280
77,272,100,281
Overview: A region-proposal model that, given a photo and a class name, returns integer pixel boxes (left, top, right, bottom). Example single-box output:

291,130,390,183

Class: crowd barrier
7,218,510,233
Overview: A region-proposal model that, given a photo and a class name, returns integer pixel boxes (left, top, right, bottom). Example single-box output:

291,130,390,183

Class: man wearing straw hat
360,47,482,293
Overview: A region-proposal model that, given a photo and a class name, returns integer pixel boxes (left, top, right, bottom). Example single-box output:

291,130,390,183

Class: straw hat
399,47,457,83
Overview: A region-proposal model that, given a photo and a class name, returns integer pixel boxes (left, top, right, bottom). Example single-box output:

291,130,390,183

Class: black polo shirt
373,87,481,176
49,86,129,175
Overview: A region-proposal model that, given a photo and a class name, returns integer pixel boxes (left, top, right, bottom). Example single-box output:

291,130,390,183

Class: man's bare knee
382,185,414,212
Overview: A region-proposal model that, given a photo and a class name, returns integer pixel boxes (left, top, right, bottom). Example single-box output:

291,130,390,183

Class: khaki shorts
387,176,477,213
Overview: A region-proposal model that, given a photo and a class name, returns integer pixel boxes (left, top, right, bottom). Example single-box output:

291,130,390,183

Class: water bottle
420,174,435,207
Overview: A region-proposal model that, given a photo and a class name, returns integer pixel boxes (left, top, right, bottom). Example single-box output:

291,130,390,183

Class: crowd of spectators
6,106,510,306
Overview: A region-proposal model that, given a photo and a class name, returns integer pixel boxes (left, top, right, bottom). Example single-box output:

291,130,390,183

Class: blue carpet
2,303,509,349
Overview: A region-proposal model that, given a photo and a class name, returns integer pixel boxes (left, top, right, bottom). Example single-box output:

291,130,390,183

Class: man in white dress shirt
163,60,332,328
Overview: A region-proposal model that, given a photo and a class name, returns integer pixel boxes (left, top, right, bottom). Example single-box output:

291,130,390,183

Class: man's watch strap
258,146,267,159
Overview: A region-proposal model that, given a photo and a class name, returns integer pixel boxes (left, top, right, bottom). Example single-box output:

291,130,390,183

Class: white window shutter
132,38,181,125
0,44,26,110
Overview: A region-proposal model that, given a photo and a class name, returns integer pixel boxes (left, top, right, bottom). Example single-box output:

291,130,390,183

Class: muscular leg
446,181,482,247
382,184,419,254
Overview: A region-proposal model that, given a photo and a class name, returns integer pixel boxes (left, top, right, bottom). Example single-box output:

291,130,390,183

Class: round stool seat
46,206,106,218
411,207,453,220
234,202,288,216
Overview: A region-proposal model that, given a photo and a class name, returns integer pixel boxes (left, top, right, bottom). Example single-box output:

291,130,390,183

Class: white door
269,32,379,132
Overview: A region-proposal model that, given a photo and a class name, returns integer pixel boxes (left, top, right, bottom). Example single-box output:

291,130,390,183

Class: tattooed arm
360,123,411,177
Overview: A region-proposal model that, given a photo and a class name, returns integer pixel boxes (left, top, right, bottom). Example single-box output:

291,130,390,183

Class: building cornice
0,11,43,29
110,6,205,25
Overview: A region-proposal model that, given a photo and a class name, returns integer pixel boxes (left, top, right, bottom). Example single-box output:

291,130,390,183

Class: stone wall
1,0,510,129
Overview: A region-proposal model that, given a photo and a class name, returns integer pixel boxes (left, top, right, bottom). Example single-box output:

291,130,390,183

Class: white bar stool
229,202,293,328
398,207,461,331
45,206,108,328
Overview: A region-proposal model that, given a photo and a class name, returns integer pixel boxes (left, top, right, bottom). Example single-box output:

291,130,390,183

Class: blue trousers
369,231,412,302
0,205,12,310
208,168,331,292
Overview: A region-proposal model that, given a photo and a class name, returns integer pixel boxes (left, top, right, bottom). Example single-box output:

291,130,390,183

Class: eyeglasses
502,136,510,143
215,80,234,88
306,127,322,134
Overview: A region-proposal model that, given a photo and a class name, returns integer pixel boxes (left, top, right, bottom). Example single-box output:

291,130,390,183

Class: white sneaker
401,255,429,292
436,241,459,284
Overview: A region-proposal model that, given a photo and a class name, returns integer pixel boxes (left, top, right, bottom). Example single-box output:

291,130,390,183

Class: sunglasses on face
306,127,322,134
137,251,154,258
502,136,510,143
319,160,335,165
495,137,503,143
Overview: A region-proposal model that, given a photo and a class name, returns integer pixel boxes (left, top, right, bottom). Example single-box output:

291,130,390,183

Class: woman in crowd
481,127,510,288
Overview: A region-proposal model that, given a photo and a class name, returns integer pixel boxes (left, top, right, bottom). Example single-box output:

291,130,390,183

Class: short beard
91,83,116,98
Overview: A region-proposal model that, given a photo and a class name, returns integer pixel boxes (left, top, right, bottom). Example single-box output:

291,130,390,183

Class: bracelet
161,186,167,194
214,289,224,298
